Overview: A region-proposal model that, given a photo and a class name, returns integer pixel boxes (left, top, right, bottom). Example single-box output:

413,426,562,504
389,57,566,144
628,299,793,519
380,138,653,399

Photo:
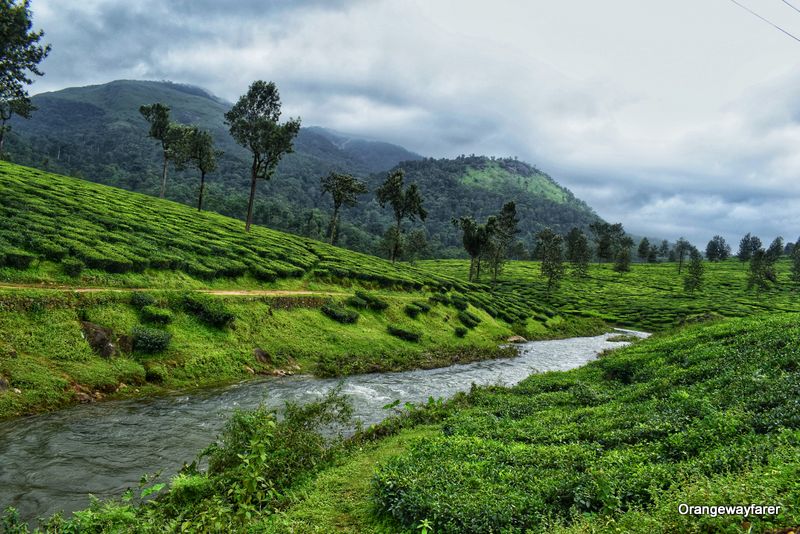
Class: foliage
747,248,777,291
454,326,468,338
565,227,590,277
353,291,389,311
705,235,730,262
737,232,762,262
0,0,51,157
387,324,422,342
536,227,564,290
683,248,704,292
320,171,368,244
373,314,800,532
457,309,481,329
61,257,83,277
182,293,234,327
131,325,171,354
376,169,427,262
321,302,359,324
225,80,301,231
140,305,173,325
612,236,634,273
129,292,156,309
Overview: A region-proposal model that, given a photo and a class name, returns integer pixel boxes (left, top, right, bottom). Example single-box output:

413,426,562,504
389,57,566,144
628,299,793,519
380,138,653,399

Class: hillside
5,80,602,257
0,161,608,420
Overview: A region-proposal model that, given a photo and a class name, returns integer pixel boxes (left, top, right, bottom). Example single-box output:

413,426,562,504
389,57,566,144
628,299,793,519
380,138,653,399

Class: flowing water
0,330,648,523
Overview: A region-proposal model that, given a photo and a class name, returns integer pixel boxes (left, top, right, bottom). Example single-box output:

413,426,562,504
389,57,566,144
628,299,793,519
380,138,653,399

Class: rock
0,377,8,392
13,388,21,395
272,369,287,377
253,348,271,364
80,321,117,358
244,366,255,375
506,335,528,344
116,335,133,354
75,392,92,403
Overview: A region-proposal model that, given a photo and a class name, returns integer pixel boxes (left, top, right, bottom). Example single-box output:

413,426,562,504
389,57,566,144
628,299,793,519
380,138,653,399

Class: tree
684,248,704,292
614,236,634,273
181,127,219,211
791,244,800,283
647,246,658,263
485,201,519,282
139,103,187,199
225,80,301,232
0,0,51,157
766,236,784,262
565,227,590,277
705,235,730,262
675,237,692,273
658,240,670,258
748,248,777,291
402,229,428,264
453,216,490,281
376,169,426,263
536,227,564,291
737,233,762,261
637,238,651,262
320,172,367,244
589,221,618,263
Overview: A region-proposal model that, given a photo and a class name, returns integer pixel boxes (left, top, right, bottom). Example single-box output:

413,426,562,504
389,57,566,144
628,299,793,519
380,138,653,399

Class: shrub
250,265,278,282
451,294,469,311
183,294,235,328
2,248,35,269
404,304,422,318
354,291,389,311
412,300,431,313
345,296,368,309
131,326,171,354
455,326,468,338
130,292,156,309
387,324,421,342
321,303,359,324
429,294,450,305
62,257,84,277
141,305,173,325
458,310,481,329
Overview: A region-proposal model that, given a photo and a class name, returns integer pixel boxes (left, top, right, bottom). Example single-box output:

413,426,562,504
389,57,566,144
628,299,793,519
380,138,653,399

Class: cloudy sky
27,0,800,246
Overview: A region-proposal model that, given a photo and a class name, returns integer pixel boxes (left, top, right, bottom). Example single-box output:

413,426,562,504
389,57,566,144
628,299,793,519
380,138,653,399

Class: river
0,330,647,523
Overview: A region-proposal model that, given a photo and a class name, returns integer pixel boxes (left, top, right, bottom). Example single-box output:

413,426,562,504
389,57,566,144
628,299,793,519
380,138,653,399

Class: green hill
5,80,602,256
0,161,607,419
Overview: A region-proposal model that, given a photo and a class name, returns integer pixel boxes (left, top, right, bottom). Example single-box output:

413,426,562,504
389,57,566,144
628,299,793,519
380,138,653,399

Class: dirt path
0,283,348,297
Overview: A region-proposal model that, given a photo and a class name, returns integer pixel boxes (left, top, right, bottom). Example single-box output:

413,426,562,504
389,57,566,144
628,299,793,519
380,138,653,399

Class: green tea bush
129,292,156,309
61,257,84,277
457,310,481,329
345,295,368,309
429,294,450,305
387,324,421,342
412,300,431,313
354,291,389,311
454,326,468,338
140,305,173,325
1,248,35,269
450,294,469,311
131,326,172,354
404,303,422,318
250,265,278,282
182,294,235,328
321,303,359,324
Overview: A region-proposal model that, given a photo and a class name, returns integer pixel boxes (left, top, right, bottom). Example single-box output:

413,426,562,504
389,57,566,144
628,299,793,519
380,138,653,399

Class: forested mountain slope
6,80,602,256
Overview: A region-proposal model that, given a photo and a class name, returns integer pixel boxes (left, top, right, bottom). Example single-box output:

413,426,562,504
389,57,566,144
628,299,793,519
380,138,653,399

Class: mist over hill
6,79,602,256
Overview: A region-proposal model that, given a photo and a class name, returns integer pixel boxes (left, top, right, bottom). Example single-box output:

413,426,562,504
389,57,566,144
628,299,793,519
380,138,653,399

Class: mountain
5,79,601,257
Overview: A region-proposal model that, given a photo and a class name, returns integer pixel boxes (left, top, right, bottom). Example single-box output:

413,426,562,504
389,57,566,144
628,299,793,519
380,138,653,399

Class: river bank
0,288,608,420
0,330,645,523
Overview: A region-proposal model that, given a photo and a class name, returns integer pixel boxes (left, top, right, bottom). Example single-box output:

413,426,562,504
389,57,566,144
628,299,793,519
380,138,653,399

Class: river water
0,330,647,523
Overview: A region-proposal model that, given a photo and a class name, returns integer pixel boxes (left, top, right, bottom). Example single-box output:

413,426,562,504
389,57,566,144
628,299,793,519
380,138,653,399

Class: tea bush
140,305,173,325
131,326,172,354
387,324,422,342
321,303,359,324
182,294,234,328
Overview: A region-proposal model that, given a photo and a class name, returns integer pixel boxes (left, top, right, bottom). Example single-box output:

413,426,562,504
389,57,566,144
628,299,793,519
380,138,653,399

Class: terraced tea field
420,258,800,331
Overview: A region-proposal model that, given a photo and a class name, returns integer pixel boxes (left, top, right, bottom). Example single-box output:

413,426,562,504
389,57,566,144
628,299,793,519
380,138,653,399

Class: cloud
28,0,800,246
